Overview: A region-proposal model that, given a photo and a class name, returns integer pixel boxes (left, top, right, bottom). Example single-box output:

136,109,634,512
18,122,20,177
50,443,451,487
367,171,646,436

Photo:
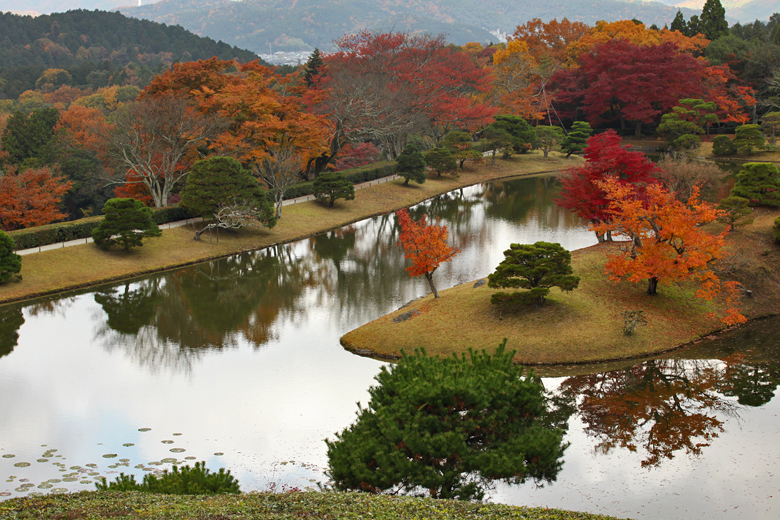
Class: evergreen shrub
712,135,737,156
96,462,240,495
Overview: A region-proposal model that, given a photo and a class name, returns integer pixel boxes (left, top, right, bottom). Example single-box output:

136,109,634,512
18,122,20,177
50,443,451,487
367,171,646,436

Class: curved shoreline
0,156,575,306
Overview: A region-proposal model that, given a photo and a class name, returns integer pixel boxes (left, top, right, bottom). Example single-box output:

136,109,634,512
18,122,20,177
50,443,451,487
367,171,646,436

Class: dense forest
0,10,261,99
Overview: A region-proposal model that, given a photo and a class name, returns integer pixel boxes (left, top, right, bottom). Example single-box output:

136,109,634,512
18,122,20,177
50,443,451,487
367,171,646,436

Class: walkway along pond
1,175,779,519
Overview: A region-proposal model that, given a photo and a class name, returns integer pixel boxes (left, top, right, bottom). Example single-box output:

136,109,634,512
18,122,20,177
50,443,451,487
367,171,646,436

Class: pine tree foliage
731,162,780,207
699,0,729,41
488,242,580,306
424,147,458,176
326,342,569,501
313,171,355,207
396,143,427,186
560,121,592,157
303,48,323,87
734,124,766,154
181,157,267,218
96,461,240,495
0,230,22,283
92,198,162,250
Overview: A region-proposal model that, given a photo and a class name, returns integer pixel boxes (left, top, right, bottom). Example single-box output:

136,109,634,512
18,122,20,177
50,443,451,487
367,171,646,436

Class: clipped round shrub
712,135,737,156
92,198,162,250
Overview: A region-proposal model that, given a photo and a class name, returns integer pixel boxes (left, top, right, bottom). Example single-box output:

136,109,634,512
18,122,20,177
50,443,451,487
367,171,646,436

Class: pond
1,175,778,519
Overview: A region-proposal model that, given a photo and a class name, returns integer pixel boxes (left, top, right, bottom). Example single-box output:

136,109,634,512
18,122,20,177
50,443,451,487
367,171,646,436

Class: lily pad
14,487,28,493
214,452,224,456
85,464,98,468
138,428,151,432
161,458,178,463
172,433,182,436
13,462,30,468
102,454,118,459
80,481,91,485
51,488,68,494
46,479,62,483
185,457,196,460
37,459,49,463
161,440,174,444
37,483,53,489
0,492,11,497
169,448,185,453
2,454,15,459
62,477,78,482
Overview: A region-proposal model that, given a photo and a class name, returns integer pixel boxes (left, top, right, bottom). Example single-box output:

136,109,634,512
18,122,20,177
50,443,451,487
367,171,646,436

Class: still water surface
1,175,778,519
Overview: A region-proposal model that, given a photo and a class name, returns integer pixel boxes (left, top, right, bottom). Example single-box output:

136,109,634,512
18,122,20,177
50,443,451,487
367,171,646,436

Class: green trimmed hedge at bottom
8,206,198,251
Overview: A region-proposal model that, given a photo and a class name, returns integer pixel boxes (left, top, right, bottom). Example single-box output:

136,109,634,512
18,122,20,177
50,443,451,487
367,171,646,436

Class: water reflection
560,359,736,468
0,306,24,359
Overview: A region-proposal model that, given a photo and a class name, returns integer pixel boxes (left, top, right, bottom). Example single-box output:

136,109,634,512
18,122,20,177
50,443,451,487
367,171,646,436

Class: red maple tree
592,177,745,325
552,40,706,134
555,130,660,241
0,166,73,231
396,209,460,298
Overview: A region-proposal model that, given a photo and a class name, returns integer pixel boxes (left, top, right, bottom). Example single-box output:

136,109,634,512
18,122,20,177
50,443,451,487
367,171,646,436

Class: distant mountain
675,0,777,22
0,9,261,99
119,0,700,53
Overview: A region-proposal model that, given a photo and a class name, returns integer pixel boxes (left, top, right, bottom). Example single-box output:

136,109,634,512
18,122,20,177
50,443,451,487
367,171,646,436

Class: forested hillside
121,0,699,52
0,9,261,99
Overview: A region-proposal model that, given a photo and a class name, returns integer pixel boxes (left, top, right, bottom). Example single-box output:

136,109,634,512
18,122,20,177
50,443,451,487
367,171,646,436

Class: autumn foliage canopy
396,209,460,298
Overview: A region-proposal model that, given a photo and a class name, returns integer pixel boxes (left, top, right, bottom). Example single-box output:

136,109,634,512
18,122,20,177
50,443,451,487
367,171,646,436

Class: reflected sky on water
1,176,779,519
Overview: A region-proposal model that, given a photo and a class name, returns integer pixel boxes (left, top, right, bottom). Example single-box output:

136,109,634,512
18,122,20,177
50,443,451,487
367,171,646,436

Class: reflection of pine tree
95,280,164,335
0,306,24,359
720,360,780,407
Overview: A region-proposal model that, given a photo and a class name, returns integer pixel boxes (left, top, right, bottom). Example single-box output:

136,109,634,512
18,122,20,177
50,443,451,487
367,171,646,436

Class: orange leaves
55,105,113,155
0,166,73,231
396,209,459,297
593,178,744,324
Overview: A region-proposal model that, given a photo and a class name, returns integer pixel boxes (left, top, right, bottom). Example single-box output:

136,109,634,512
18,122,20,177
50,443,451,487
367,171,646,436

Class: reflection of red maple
396,209,459,298
561,359,733,468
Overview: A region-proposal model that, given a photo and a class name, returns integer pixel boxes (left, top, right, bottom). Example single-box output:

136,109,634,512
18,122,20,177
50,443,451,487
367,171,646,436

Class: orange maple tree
0,166,73,231
592,177,745,325
396,209,460,298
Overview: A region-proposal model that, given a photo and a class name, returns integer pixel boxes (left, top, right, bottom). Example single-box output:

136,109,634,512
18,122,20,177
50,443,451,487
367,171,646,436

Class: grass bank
0,154,577,305
342,209,780,365
0,490,630,520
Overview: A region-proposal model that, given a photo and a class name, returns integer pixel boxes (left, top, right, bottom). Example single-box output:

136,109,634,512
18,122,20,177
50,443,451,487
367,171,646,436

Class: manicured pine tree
488,241,580,306
424,147,457,176
313,171,355,207
396,143,427,186
92,198,162,250
734,124,766,154
730,162,780,207
560,121,592,158
535,126,564,158
326,342,568,500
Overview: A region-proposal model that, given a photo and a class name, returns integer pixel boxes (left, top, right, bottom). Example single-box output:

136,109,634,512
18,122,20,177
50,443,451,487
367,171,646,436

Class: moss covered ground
0,490,630,520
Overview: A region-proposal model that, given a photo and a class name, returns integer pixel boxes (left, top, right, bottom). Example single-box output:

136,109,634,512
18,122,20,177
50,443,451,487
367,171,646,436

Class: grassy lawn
0,490,631,520
342,209,780,365
0,154,577,305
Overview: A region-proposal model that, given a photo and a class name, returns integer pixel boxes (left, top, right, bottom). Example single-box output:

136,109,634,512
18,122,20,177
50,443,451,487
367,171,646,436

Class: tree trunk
635,120,642,137
647,276,659,295
425,272,439,298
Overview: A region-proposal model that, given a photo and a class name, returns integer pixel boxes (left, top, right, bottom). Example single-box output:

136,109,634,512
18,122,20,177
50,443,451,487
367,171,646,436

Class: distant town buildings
260,51,312,67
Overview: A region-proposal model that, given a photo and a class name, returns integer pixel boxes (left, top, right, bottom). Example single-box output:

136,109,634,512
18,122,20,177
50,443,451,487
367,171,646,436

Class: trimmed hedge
282,161,397,200
8,206,198,250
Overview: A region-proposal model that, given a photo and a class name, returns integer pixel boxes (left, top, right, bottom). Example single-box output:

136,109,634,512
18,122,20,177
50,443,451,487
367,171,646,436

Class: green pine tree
0,230,22,283
303,48,323,87
424,147,457,176
488,242,580,306
730,162,780,207
670,11,687,33
92,198,162,250
313,171,355,207
326,342,569,500
560,121,592,157
734,124,767,154
396,143,427,186
700,0,729,41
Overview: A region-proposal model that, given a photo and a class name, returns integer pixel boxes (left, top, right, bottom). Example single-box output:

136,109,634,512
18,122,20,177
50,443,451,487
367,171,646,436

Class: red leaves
0,166,72,231
556,130,660,225
396,209,459,291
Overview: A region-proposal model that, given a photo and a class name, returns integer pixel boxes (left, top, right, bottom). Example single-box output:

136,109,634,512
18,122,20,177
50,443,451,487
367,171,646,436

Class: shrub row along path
1,155,574,305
